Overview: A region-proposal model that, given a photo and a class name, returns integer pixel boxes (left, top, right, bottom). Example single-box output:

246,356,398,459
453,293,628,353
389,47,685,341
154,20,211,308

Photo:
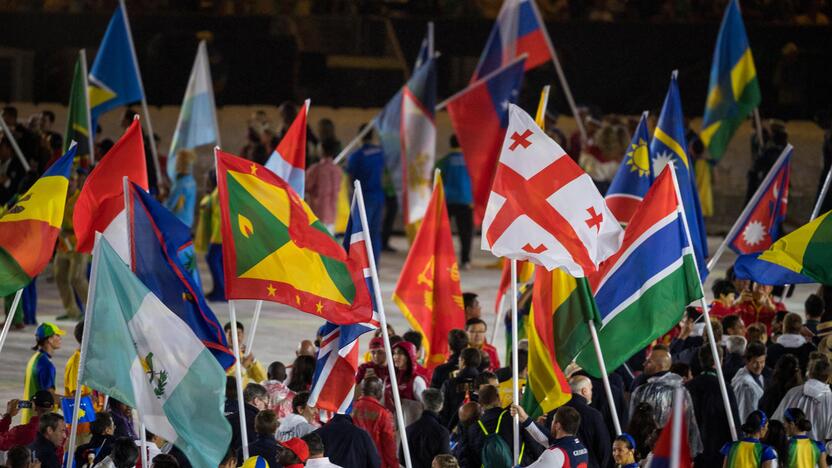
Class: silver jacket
629,372,703,456
732,366,765,421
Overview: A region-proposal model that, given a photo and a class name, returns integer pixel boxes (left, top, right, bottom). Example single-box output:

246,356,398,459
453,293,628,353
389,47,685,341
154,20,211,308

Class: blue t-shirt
436,150,473,205
347,144,385,200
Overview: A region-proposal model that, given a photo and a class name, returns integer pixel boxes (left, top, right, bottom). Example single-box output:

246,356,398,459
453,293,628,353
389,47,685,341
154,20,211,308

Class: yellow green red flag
215,149,372,325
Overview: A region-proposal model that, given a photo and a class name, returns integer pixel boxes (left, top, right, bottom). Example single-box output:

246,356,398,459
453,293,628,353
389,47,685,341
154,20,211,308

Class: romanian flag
393,173,465,370
521,266,596,419
736,210,832,285
0,145,75,296
215,150,373,325
701,0,761,161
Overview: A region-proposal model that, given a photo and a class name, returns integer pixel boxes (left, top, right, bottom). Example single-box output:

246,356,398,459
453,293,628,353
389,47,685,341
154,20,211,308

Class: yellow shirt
226,357,267,387
64,349,92,396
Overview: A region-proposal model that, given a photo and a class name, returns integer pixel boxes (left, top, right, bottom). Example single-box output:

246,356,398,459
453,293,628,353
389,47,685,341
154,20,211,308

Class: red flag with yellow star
393,173,465,370
215,150,373,325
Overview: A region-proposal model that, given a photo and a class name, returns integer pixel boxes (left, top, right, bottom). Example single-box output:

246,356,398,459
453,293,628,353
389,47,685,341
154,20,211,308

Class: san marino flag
81,236,231,467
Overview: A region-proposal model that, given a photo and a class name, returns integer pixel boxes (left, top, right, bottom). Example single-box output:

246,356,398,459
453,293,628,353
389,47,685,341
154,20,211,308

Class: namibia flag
0,145,75,296
216,150,373,325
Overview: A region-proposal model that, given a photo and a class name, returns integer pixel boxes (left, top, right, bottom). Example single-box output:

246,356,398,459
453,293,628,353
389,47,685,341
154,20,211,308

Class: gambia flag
0,145,75,296
82,237,231,468
521,267,596,419
215,150,373,325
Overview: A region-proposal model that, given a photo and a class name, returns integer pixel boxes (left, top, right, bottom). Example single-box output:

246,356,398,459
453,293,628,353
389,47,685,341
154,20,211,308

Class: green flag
64,51,92,163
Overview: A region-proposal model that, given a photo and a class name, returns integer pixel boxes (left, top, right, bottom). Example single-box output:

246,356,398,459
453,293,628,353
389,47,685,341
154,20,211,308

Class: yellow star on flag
249,163,257,175
267,284,276,296
316,301,323,313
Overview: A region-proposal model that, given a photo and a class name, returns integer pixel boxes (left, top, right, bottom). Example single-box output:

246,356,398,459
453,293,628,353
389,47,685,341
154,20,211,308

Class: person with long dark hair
759,355,803,417
721,410,777,468
783,407,828,468
626,402,658,461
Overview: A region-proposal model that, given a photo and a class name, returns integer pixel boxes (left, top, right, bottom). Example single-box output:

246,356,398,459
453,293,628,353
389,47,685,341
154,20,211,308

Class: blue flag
605,112,652,225
127,182,234,369
89,4,144,123
650,72,709,279
61,396,96,424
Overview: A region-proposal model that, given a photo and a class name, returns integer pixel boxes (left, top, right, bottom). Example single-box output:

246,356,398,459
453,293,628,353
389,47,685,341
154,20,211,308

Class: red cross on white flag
481,104,624,276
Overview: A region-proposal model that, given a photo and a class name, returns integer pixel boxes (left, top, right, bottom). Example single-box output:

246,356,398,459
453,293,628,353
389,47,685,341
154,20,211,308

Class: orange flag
393,173,465,370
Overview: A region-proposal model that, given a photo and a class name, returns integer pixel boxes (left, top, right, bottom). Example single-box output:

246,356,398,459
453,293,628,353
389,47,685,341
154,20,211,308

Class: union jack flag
308,194,380,413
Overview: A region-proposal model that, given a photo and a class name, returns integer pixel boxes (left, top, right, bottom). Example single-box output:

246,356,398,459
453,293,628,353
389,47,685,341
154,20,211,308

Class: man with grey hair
226,382,268,455
543,375,609,468
400,388,450,467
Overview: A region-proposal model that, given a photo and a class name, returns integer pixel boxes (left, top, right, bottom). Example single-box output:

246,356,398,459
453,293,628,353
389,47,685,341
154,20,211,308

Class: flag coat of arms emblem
481,104,623,276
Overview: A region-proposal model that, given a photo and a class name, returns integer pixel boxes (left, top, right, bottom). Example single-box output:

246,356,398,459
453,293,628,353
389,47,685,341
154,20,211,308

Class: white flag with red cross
481,104,624,276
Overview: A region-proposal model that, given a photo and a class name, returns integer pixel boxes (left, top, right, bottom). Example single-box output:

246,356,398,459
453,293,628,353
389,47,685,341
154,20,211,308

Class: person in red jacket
466,318,500,370
735,283,785,333
352,377,397,468
355,338,389,384
709,279,739,319
0,391,54,451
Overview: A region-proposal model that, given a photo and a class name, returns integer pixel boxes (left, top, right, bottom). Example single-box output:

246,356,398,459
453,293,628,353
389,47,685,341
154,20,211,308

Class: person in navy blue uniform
347,125,386,263
513,404,589,468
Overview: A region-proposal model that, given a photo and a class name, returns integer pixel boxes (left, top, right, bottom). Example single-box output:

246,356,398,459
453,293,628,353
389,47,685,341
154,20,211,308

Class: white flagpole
0,289,23,355
0,112,30,172
79,49,96,164
244,300,262,353
669,163,738,441
65,235,103,468
427,21,435,58
706,144,792,272
586,320,622,435
354,180,413,468
205,41,221,149
139,423,149,468
491,294,506,345
510,259,520,466
333,119,376,165
118,0,162,186
811,163,832,221
669,387,684,468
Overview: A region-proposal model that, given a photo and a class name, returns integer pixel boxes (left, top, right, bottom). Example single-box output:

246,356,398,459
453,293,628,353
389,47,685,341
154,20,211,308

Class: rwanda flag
701,0,761,161
651,72,708,279
89,4,144,124
0,145,75,296
215,150,373,325
64,52,92,162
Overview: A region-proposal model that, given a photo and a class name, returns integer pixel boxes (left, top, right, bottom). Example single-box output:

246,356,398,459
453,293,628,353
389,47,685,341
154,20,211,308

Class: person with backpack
511,405,589,468
462,385,529,468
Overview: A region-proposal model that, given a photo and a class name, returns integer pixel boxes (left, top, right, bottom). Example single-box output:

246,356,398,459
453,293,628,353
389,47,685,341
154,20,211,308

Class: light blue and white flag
167,40,219,178
81,236,231,468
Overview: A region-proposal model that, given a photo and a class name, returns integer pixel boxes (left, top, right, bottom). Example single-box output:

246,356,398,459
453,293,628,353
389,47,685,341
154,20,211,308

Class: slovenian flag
167,41,220,179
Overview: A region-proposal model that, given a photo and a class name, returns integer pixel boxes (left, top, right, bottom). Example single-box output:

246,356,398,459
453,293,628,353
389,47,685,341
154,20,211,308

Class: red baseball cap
369,337,384,350
281,438,309,462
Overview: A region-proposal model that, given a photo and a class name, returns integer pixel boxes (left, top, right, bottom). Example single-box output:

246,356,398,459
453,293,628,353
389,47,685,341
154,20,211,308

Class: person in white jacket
773,358,832,441
731,341,767,420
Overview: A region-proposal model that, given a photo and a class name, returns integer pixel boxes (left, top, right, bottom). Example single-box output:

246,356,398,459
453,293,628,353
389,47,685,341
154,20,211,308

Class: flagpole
510,259,520,466
528,0,587,142
354,180,414,468
669,163,738,441
811,161,832,221
333,119,376,165
706,144,793,272
427,21,434,57
65,235,103,468
79,49,96,164
139,423,149,468
118,0,162,186
0,112,30,172
228,300,250,459
205,41,221,149
586,320,622,435
752,108,765,150
491,294,506,345
244,300,262,353
669,387,684,468
0,289,23,356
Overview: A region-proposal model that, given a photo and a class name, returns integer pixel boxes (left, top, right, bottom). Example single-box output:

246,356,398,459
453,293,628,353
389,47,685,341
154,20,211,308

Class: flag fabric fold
522,267,596,419
576,167,703,377
88,4,144,123
64,55,92,162
481,104,623,276
447,57,526,225
73,119,148,259
0,145,75,296
393,174,465,370
127,182,234,369
471,0,552,82
605,113,652,225
376,56,437,225
215,150,373,325
167,41,219,179
82,237,231,468
265,101,309,197
650,73,708,279
309,196,380,413
701,0,761,161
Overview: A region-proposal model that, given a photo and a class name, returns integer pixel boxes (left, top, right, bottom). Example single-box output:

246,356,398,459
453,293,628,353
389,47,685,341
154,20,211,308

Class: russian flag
728,145,791,255
605,112,653,225
472,0,552,82
376,56,437,224
308,194,380,413
265,99,309,197
447,56,526,224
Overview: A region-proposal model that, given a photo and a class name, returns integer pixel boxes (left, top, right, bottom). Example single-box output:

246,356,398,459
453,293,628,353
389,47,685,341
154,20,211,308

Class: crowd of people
3,0,831,24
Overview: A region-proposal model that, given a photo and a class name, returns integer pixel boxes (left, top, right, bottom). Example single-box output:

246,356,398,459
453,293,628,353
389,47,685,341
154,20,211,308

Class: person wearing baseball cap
279,438,309,468
22,323,64,424
356,337,389,384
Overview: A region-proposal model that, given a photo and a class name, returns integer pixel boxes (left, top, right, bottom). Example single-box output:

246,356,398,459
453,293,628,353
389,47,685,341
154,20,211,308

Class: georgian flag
481,104,623,276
